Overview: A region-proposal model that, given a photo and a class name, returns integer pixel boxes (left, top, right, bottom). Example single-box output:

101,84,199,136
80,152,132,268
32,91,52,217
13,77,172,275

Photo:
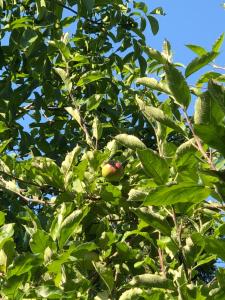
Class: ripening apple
102,161,124,182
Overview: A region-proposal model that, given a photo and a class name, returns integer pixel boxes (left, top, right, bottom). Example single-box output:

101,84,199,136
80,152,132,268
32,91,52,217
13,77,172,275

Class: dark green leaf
93,261,114,293
204,238,225,261
147,15,159,35
7,253,42,278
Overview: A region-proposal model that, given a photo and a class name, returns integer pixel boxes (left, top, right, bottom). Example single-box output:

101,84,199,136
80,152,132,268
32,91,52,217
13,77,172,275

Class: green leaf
77,71,107,87
163,39,172,61
194,124,225,157
0,224,14,249
147,15,159,35
61,145,81,176
132,207,171,235
0,121,9,133
87,94,103,110
194,92,212,124
83,0,95,13
49,40,71,60
136,77,171,94
204,238,225,261
128,189,148,201
115,134,146,150
1,275,26,299
185,51,218,77
136,96,183,133
50,203,70,241
0,211,5,226
8,17,33,29
54,67,72,92
58,206,90,249
186,44,207,56
138,55,147,76
30,229,55,254
134,2,148,13
194,255,217,269
151,6,166,15
144,183,210,206
143,46,167,64
129,274,174,290
174,138,196,168
36,286,63,298
196,71,222,88
93,116,103,141
7,253,42,278
137,148,169,184
36,0,47,19
0,139,12,154
65,106,82,126
157,236,178,258
31,157,63,188
119,288,143,300
165,63,191,108
93,261,114,293
208,79,225,114
212,33,225,52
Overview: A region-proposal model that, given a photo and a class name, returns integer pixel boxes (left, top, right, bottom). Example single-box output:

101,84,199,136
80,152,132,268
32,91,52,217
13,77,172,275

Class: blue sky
149,0,225,76
146,0,225,113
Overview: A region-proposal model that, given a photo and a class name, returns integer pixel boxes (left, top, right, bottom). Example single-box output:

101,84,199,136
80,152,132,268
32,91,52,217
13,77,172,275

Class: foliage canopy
0,1,225,299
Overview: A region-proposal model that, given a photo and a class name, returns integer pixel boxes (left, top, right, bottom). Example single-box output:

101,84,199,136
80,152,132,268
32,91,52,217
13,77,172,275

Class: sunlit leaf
165,63,191,108
137,148,169,184
185,51,218,77
115,134,146,150
144,183,210,206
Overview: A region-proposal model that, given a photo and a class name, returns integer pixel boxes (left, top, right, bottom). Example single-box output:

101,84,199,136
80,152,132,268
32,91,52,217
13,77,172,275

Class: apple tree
0,0,224,299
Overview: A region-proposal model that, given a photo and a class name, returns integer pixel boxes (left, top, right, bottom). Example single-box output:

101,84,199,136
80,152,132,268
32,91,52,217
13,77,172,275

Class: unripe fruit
102,161,124,182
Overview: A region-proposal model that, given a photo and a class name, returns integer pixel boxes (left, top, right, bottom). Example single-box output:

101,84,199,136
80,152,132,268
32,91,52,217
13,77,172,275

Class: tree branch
68,93,95,149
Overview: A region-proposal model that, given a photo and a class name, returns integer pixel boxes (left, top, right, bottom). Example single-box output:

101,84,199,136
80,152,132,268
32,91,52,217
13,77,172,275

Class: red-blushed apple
102,161,124,182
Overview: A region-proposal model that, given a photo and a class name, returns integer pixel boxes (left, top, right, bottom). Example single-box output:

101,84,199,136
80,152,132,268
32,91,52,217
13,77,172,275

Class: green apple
102,161,124,182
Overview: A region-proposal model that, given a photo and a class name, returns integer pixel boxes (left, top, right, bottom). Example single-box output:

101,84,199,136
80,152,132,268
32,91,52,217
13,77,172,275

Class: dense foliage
0,0,225,299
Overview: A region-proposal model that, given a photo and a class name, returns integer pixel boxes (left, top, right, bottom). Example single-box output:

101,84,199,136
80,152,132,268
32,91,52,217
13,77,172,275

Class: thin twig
52,0,103,25
211,63,225,71
183,111,216,170
18,193,53,205
0,170,45,189
203,202,225,211
171,207,189,282
53,0,78,15
158,232,165,276
68,93,95,148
